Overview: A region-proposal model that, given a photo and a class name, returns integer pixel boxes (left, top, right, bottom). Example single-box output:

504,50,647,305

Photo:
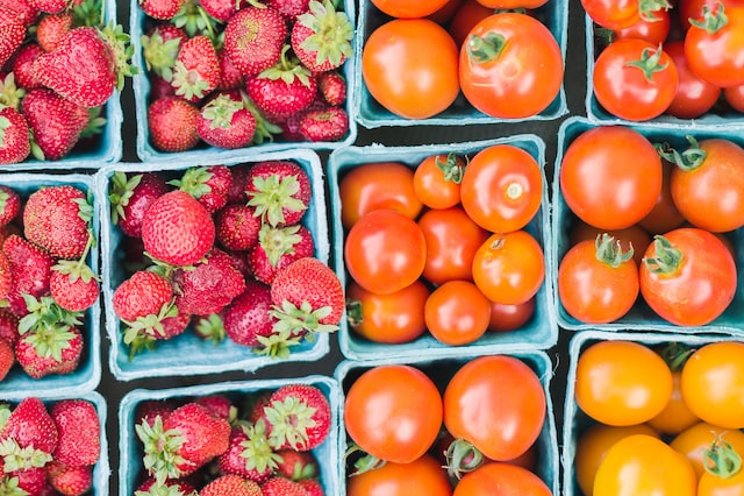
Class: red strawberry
48,461,92,496
262,477,305,496
197,93,256,149
135,401,175,427
264,385,330,452
246,162,310,227
50,262,99,312
0,187,19,227
171,36,220,103
29,0,66,13
0,251,11,301
37,13,72,52
148,96,200,152
219,49,244,91
200,0,237,22
136,402,231,482
0,339,12,381
216,205,261,252
0,0,38,26
141,190,216,267
51,400,100,467
3,235,54,317
276,450,318,481
1,397,58,454
269,0,310,18
227,250,252,278
299,479,323,496
250,225,314,285
202,475,263,496
0,310,18,346
11,44,44,89
23,185,91,260
247,393,272,425
6,467,48,495
173,249,245,315
170,165,232,213
224,8,286,78
223,280,275,348
0,9,25,67
317,72,346,106
150,75,177,101
135,477,197,496
109,172,169,238
218,421,282,483
140,0,188,20
291,0,352,73
196,395,235,421
299,106,348,142
0,108,30,165
227,166,251,204
282,101,325,142
15,325,83,378
142,24,187,81
158,306,191,340
193,313,226,344
22,89,89,160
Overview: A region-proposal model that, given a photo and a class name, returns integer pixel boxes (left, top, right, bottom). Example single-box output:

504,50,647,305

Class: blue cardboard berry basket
119,375,340,495
130,0,358,162
552,117,744,334
353,0,569,128
327,136,558,361
334,350,559,495
96,149,330,381
0,174,101,399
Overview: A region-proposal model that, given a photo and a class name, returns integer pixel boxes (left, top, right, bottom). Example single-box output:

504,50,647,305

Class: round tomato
640,228,736,326
671,423,744,478
725,84,744,112
665,41,721,119
449,0,493,46
582,0,669,29
444,355,546,461
363,20,459,120
345,210,427,295
558,234,639,324
679,0,743,31
648,372,699,435
684,4,744,88
613,9,671,44
340,162,422,229
413,154,465,209
560,126,662,230
488,297,535,332
348,456,452,496
428,0,465,23
453,463,551,496
344,365,443,464
346,281,429,344
425,281,491,346
576,341,673,425
418,208,488,284
569,221,651,266
682,342,744,429
472,231,545,305
460,144,542,233
594,435,696,496
459,14,563,118
639,160,685,234
371,0,451,18
477,0,547,8
698,441,744,496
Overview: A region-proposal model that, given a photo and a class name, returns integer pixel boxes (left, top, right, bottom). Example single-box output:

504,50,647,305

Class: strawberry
136,402,231,483
299,479,323,496
227,251,253,278
194,313,226,344
250,225,314,285
50,261,99,312
263,385,330,452
23,186,91,260
216,205,261,252
142,24,187,81
170,0,219,37
140,0,188,20
292,0,352,73
0,311,18,346
0,397,58,454
275,450,317,481
29,0,66,13
148,96,200,152
201,475,263,496
219,49,244,91
197,93,256,149
3,467,47,495
246,162,310,227
196,395,235,421
200,0,237,22
317,72,346,106
299,106,347,142
150,75,177,101
223,280,275,348
11,44,44,89
136,401,175,427
262,477,305,496
227,166,252,204
135,478,198,496
269,0,311,18
15,324,83,378
3,235,54,317
141,190,216,267
21,89,89,161
0,252,11,301
109,172,169,238
0,0,38,26
224,8,286,78
171,36,220,103
246,393,272,425
0,9,25,68
173,249,245,315
0,187,19,227
157,305,191,340
48,461,92,496
0,339,12,381
50,400,100,467
218,421,281,483
169,165,232,213
37,13,72,52
0,108,30,165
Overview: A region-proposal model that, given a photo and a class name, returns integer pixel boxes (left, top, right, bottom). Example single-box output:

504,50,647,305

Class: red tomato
639,161,686,234
428,0,465,23
613,9,671,44
460,144,543,233
363,20,459,120
344,365,443,464
418,208,489,285
371,0,451,18
413,154,465,210
459,14,563,118
679,0,743,31
345,210,426,295
449,0,493,47
684,4,744,88
560,126,662,230
444,356,546,461
640,228,737,326
582,0,670,29
348,456,453,496
725,84,744,112
665,41,721,119
488,297,536,332
425,281,491,346
477,0,547,8
570,222,652,267
453,463,551,496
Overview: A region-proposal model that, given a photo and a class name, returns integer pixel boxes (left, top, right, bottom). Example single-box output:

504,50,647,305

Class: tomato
665,41,721,119
576,424,659,496
449,0,493,47
639,160,685,234
363,20,459,120
425,281,491,346
340,162,422,229
679,0,743,31
477,0,547,8
460,144,542,233
346,281,429,344
488,297,535,332
428,0,465,23
594,435,696,496
648,372,699,434
560,126,662,230
640,228,736,326
558,234,639,324
671,423,744,478
348,456,453,496
613,9,671,44
371,0,451,18
413,154,465,209
684,4,744,88
418,208,488,285
453,463,551,496
725,84,744,112
699,445,744,496
444,356,546,461
344,365,443,464
569,221,651,266
472,231,545,305
575,341,673,425
345,210,427,295
582,0,670,29
459,14,563,119
681,342,744,429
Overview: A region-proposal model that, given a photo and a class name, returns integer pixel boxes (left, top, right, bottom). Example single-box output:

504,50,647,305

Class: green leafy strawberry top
99,23,139,91
263,396,317,451
259,46,313,88
0,439,52,473
136,416,188,485
258,225,302,267
247,175,306,227
169,167,213,199
195,314,225,344
109,172,144,225
19,295,84,337
0,475,29,496
141,32,181,81
298,0,353,67
239,419,283,475
0,74,25,112
199,95,244,130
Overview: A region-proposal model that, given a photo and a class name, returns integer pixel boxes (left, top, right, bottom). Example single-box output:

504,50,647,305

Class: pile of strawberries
110,162,343,359
0,0,135,164
141,0,353,152
0,397,101,496
0,184,98,382
134,384,330,496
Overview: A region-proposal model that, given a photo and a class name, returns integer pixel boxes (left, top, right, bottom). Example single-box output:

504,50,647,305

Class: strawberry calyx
0,189,11,218
0,74,26,111
0,117,11,149
52,231,98,283
173,0,218,38
169,167,214,199
297,0,353,68
0,439,52,472
0,404,9,431
141,31,181,81
109,172,144,225
258,45,313,88
258,225,302,267
254,326,303,359
0,475,28,496
270,301,339,336
135,416,189,485
172,61,212,101
345,443,386,476
135,482,197,496
243,96,282,145
98,23,138,91
195,314,226,344
72,0,103,27
247,174,306,227
19,295,84,336
122,299,179,354
200,94,244,129
21,324,78,362
263,396,317,451
239,419,283,475
80,107,107,138
444,438,485,480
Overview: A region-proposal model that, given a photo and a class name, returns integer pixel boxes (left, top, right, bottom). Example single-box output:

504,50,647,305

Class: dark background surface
108,0,588,491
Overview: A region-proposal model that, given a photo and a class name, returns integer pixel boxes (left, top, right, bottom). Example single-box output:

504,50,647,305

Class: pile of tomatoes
574,338,744,495
585,0,744,120
557,125,742,326
361,0,564,120
340,144,547,347
344,355,551,495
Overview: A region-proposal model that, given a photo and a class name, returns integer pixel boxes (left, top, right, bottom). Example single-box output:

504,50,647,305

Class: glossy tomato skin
425,281,491,346
639,161,686,234
345,210,427,295
488,297,535,332
459,14,563,119
575,341,673,425
582,0,641,29
444,355,546,460
665,41,721,119
346,281,429,344
679,0,743,31
344,365,443,464
684,6,744,88
699,468,744,496
347,455,453,496
613,9,671,44
725,84,744,112
371,0,451,19
569,221,652,266
413,154,465,210
560,126,662,230
460,144,543,233
648,372,699,435
363,20,459,120
340,162,422,229
671,423,744,478
640,228,736,326
453,463,551,496
449,0,493,47
418,208,489,284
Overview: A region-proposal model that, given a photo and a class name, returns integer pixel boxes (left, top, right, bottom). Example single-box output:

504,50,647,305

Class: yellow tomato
671,423,744,479
698,440,744,496
648,372,699,435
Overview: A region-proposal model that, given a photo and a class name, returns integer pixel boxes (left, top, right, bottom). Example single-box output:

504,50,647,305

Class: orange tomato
348,456,453,496
371,0,451,18
488,297,536,332
671,423,744,478
639,161,685,235
425,281,491,346
648,371,699,435
476,0,548,7
453,463,551,495
413,154,464,210
449,0,493,47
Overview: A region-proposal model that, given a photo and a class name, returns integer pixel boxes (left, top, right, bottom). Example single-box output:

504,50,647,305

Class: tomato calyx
444,438,485,480
467,33,507,64
704,439,743,480
345,442,387,476
657,342,695,371
655,136,707,171
638,0,672,21
345,299,363,327
643,235,683,274
625,45,669,82
595,233,634,268
689,2,729,33
435,153,465,184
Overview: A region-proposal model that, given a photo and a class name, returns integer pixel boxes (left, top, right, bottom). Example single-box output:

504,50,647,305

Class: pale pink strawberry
218,421,281,483
246,162,311,227
264,385,330,451
262,477,305,496
148,96,200,152
299,479,324,496
0,339,13,381
299,106,348,142
269,0,311,18
15,325,83,378
0,0,38,26
291,0,352,73
250,225,314,285
29,0,66,13
0,310,18,346
218,49,244,91
224,8,286,78
11,44,44,89
197,93,256,149
37,12,72,52
173,249,245,315
51,400,100,467
0,108,30,165
170,165,233,213
171,36,221,103
109,172,169,238
140,0,188,20
3,235,54,317
224,280,275,348
23,185,90,260
317,72,346,106
200,0,236,21
48,461,92,496
142,24,187,81
0,9,25,67
22,89,89,161
216,205,261,252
